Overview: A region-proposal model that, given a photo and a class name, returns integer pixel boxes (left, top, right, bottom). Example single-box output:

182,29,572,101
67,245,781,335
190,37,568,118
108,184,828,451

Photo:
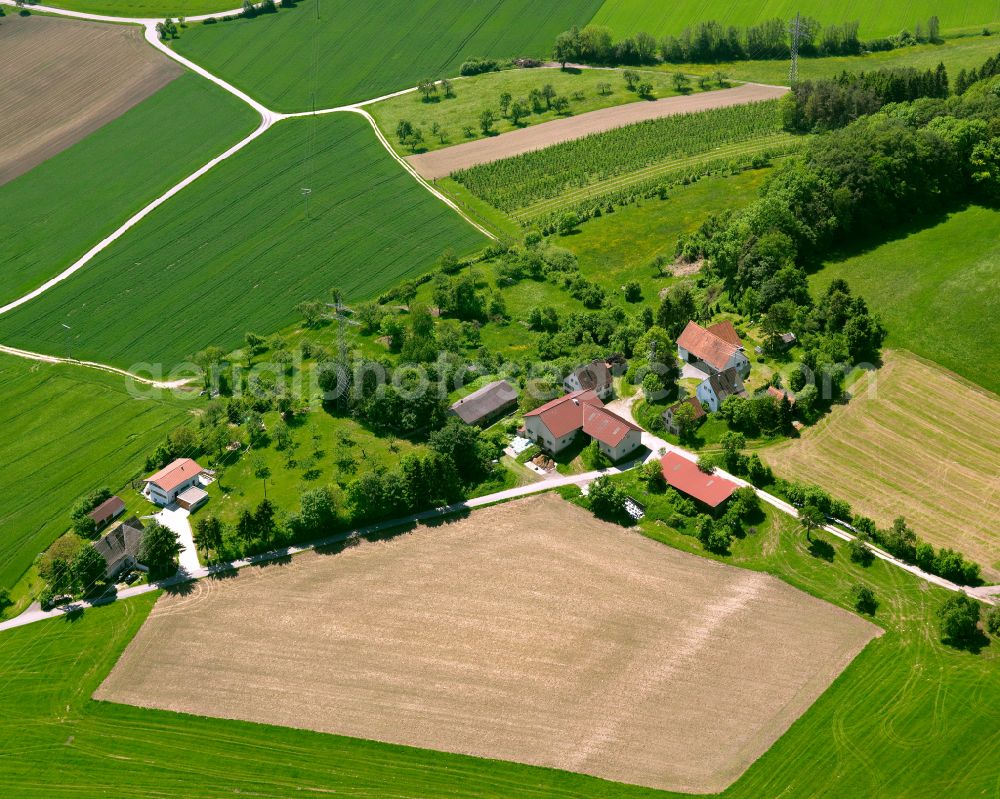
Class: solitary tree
937,595,982,646
296,300,325,328
395,119,415,144
850,583,877,614
440,78,454,97
672,72,691,93
541,83,557,108
139,522,182,578
498,91,512,116
799,503,826,541
509,100,529,126
622,69,640,90
193,516,224,557
417,79,437,101
72,546,107,596
479,109,496,135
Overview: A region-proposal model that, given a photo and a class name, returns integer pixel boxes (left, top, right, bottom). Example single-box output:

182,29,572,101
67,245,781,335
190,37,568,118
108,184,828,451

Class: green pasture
0,113,487,370
592,0,1000,40
0,73,258,307
1,493,997,797
42,0,231,14
0,355,191,598
174,0,604,111
370,66,709,156
811,205,1000,395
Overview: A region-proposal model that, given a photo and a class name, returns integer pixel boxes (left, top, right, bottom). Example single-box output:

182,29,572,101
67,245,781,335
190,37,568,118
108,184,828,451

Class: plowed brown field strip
96,494,877,793
0,14,181,185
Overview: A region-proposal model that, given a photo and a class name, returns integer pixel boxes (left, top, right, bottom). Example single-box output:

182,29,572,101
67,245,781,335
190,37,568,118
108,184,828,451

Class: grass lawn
810,205,1000,395
0,73,258,307
592,0,1000,40
669,33,1000,87
370,66,713,156
0,354,191,601
560,167,770,300
174,0,604,111
43,0,232,13
2,489,997,797
0,113,487,370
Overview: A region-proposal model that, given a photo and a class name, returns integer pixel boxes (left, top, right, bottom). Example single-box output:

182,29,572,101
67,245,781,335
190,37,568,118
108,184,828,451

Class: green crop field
44,0,231,14
1,498,997,798
0,73,257,308
370,66,708,156
592,0,1000,40
0,113,487,370
452,100,785,212
811,205,1000,395
0,355,190,596
173,0,604,112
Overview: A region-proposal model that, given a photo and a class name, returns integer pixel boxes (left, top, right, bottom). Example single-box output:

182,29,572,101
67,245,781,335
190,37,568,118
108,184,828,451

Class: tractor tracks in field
0,0,493,382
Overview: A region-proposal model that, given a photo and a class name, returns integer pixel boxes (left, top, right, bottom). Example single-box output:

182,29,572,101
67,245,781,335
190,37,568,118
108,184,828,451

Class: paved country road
406,82,790,179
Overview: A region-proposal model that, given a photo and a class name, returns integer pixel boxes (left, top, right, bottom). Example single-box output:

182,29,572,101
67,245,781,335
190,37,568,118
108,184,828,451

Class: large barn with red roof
660,452,739,509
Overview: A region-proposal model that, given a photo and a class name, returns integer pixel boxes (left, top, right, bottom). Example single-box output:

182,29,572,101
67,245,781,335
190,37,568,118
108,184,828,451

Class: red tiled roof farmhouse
582,405,642,447
677,321,740,372
707,320,743,349
767,386,796,404
660,452,739,508
524,390,601,438
145,458,202,493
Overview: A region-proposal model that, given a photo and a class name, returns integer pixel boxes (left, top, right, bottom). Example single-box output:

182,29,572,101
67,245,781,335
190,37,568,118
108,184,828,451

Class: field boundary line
0,0,250,23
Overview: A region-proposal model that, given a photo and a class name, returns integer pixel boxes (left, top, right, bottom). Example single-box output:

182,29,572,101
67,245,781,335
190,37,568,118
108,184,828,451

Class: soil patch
0,14,181,185
406,83,788,179
96,493,877,793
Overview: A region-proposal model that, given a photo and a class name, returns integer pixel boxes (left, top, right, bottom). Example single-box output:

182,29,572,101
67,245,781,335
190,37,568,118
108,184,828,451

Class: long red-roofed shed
660,452,739,508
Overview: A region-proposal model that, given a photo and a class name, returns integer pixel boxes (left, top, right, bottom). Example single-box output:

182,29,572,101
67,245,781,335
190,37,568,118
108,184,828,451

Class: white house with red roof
523,390,643,461
143,458,204,506
677,320,750,379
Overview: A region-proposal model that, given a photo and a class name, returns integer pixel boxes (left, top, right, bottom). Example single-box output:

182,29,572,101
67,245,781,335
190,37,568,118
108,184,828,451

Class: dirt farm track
97,494,878,793
0,14,180,185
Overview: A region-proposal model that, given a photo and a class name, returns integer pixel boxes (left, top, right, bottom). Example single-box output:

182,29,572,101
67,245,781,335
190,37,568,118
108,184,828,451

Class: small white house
144,458,204,506
696,367,748,413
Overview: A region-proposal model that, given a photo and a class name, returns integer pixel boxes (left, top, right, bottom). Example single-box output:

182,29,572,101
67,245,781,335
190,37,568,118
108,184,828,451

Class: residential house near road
564,359,614,400
662,397,706,435
524,389,642,461
660,453,738,509
93,516,145,578
88,495,125,529
144,458,204,506
697,367,748,413
677,320,750,379
450,379,518,426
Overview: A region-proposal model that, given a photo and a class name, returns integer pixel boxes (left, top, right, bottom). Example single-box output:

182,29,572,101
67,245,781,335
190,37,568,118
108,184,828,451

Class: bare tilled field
766,350,1000,580
0,14,181,185
406,82,788,179
96,494,878,794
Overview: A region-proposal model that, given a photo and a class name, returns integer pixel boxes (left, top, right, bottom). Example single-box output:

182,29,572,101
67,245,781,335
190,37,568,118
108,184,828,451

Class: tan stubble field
96,493,879,794
765,350,1000,580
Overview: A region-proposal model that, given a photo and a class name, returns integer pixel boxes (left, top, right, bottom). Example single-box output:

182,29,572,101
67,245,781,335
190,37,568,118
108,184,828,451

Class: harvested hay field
766,350,1000,579
96,494,877,793
0,14,181,185
407,83,788,180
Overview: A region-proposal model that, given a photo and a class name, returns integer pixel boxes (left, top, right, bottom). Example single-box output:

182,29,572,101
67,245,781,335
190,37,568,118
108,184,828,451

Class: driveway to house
153,506,201,576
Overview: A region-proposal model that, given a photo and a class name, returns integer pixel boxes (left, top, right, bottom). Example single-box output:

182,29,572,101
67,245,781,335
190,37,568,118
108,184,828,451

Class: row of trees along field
782,64,950,131
552,17,943,67
452,101,783,211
